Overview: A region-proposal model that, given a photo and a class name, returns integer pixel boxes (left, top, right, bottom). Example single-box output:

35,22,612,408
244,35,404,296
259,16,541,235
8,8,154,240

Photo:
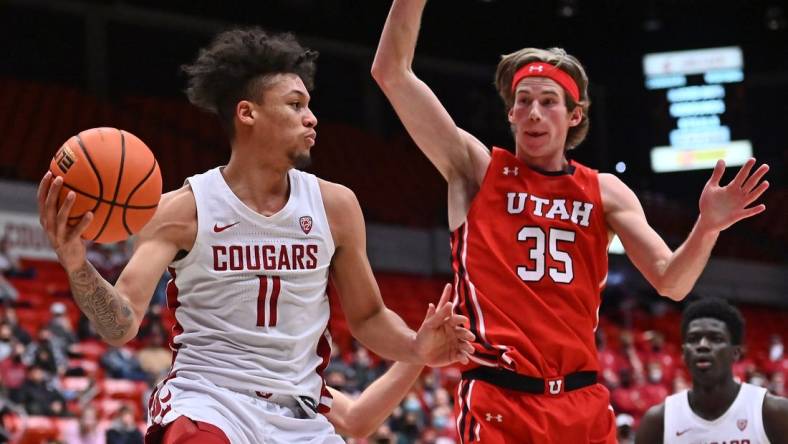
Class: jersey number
257,275,281,327
516,227,575,283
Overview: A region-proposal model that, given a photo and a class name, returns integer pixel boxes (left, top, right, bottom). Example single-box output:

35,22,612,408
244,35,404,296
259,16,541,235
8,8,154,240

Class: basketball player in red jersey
372,1,770,442
37,27,474,443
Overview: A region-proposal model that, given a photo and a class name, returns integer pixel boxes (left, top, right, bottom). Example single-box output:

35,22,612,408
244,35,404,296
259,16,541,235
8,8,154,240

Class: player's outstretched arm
38,171,192,346
325,362,423,438
371,0,488,185
763,393,788,444
601,159,768,301
634,403,664,444
322,180,472,365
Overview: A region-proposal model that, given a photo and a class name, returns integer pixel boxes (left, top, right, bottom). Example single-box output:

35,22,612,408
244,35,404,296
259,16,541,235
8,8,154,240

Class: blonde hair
495,47,590,150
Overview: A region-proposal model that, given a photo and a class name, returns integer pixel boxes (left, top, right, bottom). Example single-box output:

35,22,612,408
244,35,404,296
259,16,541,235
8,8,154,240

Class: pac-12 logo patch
299,216,313,234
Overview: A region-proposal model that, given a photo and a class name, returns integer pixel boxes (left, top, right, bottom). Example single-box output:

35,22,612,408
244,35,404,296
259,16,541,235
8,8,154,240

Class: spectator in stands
12,364,66,416
766,334,788,376
0,235,34,279
105,405,143,444
0,236,20,303
597,329,623,389
643,331,678,384
0,276,17,306
0,339,26,398
0,308,31,344
0,324,14,362
611,368,650,420
22,327,67,376
350,346,384,390
615,413,635,444
0,383,22,444
367,423,397,444
85,244,125,284
99,347,147,381
135,325,171,382
641,362,669,410
134,303,163,344
60,405,106,444
46,302,77,354
77,313,100,342
770,371,785,397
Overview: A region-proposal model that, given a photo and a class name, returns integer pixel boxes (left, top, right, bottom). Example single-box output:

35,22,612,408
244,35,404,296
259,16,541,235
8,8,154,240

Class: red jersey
451,147,608,378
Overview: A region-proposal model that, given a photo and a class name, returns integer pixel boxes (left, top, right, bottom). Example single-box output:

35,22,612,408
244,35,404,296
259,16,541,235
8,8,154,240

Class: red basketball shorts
454,379,616,443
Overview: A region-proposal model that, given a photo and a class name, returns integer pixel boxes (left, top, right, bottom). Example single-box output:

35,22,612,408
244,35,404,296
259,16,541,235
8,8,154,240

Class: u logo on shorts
546,378,564,395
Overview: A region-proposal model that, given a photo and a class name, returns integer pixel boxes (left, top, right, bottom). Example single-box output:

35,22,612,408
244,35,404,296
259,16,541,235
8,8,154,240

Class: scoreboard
643,46,752,173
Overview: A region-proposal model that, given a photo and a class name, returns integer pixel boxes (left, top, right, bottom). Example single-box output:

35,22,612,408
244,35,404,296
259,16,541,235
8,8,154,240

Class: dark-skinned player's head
182,27,318,141
680,297,745,386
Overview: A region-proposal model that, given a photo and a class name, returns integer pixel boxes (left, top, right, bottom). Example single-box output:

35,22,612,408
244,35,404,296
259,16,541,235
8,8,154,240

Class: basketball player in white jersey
636,297,788,444
36,27,474,444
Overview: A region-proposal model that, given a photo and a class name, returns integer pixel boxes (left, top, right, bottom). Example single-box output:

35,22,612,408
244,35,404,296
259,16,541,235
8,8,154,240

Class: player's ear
732,345,742,361
236,100,256,126
568,105,583,127
507,106,515,124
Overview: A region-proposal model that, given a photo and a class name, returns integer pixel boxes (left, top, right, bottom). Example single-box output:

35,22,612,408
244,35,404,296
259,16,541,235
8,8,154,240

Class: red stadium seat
101,378,148,402
61,376,92,393
72,341,108,361
17,416,59,444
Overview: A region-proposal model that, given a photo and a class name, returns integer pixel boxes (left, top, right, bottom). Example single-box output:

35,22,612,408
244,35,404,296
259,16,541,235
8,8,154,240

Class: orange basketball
49,127,162,244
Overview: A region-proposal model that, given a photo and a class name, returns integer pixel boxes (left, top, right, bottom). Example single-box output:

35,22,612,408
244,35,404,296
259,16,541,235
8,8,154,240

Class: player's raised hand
414,284,475,367
37,171,93,272
697,158,769,233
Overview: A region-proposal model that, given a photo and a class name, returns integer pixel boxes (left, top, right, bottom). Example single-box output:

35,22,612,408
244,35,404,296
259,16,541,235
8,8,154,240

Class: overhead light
556,0,578,18
765,6,786,31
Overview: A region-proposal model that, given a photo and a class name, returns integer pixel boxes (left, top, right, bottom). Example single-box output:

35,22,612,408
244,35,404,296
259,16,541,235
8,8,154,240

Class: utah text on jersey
505,192,594,227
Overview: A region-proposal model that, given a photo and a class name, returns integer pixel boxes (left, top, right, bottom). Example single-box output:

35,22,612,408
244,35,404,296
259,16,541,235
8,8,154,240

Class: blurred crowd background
0,1,786,443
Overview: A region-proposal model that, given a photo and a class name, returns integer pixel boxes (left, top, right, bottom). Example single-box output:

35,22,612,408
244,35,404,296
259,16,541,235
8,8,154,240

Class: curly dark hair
182,27,318,137
681,297,745,345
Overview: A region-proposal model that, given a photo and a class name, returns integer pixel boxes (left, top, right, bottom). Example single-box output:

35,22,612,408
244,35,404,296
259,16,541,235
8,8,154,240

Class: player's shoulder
635,402,665,444
317,179,359,211
762,393,788,442
643,401,666,421
158,184,197,218
762,392,788,422
597,172,640,213
136,184,197,248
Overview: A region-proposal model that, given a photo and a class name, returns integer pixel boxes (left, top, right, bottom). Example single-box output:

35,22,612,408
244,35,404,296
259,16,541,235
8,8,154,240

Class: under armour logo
529,65,544,73
503,166,519,176
485,413,503,422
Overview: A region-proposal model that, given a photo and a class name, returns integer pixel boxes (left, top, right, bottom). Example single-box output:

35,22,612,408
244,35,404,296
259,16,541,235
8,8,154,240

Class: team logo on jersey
737,419,748,431
503,166,519,176
299,216,313,234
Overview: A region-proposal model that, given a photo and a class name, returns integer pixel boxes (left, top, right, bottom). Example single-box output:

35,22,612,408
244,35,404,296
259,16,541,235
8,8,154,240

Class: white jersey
664,383,770,444
163,166,335,413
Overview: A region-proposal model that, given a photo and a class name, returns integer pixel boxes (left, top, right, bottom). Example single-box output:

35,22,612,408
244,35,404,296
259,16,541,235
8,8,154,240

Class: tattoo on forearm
68,262,133,341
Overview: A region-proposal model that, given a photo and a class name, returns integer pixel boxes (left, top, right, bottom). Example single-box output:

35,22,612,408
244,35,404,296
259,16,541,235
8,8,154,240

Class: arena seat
17,416,59,444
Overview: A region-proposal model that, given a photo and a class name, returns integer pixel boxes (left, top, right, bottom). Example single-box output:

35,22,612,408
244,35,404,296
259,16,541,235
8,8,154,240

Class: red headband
511,62,580,102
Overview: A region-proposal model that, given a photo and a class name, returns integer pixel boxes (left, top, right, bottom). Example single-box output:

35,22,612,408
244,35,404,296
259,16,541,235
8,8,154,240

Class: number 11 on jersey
257,275,281,327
